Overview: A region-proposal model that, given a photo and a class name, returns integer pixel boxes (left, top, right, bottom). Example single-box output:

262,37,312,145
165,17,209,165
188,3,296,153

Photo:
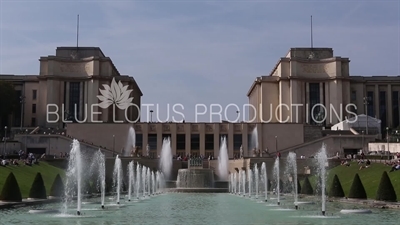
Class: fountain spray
316,144,328,216
63,140,83,216
113,155,123,204
261,162,268,202
128,161,134,201
254,163,259,199
274,157,280,206
287,152,298,210
136,164,141,199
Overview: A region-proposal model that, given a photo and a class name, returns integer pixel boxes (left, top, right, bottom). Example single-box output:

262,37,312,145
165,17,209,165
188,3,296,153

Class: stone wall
303,125,323,143
368,142,400,153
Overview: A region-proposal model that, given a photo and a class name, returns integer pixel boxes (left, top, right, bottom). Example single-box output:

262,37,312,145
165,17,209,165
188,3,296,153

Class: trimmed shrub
49,174,64,197
29,173,47,199
328,174,345,198
376,171,397,202
300,177,313,195
348,173,367,199
0,172,22,202
297,179,301,194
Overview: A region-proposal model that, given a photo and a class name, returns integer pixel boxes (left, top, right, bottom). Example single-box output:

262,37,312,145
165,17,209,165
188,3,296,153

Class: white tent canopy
331,114,381,134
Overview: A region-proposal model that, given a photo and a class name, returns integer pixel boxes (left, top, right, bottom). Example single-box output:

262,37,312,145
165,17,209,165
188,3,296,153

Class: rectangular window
248,133,252,150
392,91,399,128
309,83,320,124
351,90,357,102
191,134,200,150
219,134,228,148
31,117,36,126
32,90,37,100
176,134,185,150
69,82,81,121
14,90,22,127
379,91,387,134
32,104,36,114
135,134,143,150
148,134,157,150
367,91,374,117
162,134,171,141
205,134,214,150
233,134,242,150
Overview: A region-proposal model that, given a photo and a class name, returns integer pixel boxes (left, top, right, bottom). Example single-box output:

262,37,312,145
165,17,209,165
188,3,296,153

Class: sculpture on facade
146,144,150,157
239,145,243,158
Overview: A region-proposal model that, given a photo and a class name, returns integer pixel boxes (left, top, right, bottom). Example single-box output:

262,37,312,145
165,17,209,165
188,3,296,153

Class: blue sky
0,0,399,122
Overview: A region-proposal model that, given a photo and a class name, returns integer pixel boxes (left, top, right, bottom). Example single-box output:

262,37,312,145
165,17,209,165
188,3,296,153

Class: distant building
247,48,400,134
0,47,142,129
2,46,397,158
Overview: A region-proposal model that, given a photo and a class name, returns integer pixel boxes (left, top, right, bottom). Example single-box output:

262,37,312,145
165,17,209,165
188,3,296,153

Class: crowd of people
0,150,41,167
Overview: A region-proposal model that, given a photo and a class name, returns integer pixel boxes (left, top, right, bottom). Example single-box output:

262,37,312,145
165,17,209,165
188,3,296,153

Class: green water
0,194,398,225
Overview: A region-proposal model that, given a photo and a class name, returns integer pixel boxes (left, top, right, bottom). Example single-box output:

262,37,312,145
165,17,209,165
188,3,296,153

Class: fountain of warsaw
1,137,394,224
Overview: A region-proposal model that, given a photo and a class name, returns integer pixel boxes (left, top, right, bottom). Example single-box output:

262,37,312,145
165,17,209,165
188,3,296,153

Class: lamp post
48,135,51,155
20,95,25,130
386,127,390,160
3,126,7,156
363,97,369,135
113,135,115,157
150,110,154,123
361,131,365,154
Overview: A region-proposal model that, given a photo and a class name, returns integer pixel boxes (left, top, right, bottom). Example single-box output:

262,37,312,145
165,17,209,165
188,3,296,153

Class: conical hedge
0,172,22,202
328,174,345,198
376,171,397,202
300,177,313,195
348,173,367,199
49,174,64,197
29,173,47,199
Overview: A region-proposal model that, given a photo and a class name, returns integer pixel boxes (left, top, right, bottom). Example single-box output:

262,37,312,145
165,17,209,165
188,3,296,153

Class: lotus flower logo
97,78,134,110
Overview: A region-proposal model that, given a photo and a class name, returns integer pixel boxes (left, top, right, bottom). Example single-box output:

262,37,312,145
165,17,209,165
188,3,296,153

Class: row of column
139,126,252,158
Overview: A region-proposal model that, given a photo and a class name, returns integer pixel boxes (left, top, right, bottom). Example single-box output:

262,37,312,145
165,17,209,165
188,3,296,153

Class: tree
348,173,367,199
0,81,18,125
29,173,47,199
328,174,345,198
376,171,397,202
300,177,313,195
0,172,22,202
49,174,64,197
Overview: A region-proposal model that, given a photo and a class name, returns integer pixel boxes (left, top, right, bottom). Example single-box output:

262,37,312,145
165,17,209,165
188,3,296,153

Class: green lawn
307,162,400,200
0,162,65,198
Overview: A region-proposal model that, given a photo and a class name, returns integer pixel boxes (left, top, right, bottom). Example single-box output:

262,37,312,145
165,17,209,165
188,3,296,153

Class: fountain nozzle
322,211,325,216
77,211,81,216
295,205,298,210
277,202,280,206
117,202,120,205
264,199,268,202
101,205,105,209
128,199,131,201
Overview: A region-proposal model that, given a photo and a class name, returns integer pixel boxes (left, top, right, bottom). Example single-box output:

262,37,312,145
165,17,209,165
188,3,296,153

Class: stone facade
0,47,143,129
66,122,304,159
248,48,400,130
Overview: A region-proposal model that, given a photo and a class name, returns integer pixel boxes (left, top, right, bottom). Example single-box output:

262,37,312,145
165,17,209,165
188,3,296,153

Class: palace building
1,46,399,158
247,48,400,134
0,47,142,129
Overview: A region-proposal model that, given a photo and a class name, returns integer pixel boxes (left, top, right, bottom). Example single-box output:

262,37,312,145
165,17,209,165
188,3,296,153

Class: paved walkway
332,198,400,209
0,198,60,209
